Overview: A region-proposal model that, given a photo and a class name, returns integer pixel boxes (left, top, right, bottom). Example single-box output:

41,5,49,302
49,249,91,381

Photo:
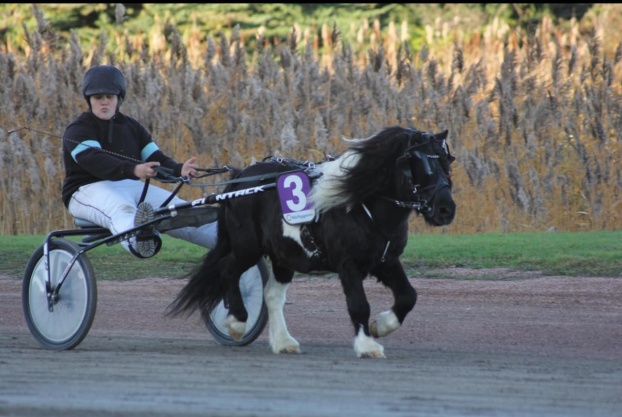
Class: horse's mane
309,126,417,214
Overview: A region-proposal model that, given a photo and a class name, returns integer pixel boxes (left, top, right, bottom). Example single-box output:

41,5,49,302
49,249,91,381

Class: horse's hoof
371,311,400,338
354,327,385,358
370,321,379,338
270,333,300,354
278,345,302,354
228,328,244,341
359,350,386,359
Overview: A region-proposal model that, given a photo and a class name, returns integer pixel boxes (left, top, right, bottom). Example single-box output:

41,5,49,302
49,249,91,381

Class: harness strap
380,241,391,263
159,181,184,208
202,169,304,187
301,224,327,263
361,203,391,263
137,179,149,206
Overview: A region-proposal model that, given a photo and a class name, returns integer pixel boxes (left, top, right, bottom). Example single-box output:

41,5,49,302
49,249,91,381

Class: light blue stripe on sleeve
141,142,159,161
71,140,101,162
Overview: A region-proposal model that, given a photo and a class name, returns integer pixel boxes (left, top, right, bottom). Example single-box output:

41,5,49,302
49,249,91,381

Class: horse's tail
166,216,231,319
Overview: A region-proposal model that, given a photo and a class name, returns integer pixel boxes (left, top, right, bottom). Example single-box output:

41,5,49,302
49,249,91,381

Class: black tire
22,238,97,350
202,258,269,346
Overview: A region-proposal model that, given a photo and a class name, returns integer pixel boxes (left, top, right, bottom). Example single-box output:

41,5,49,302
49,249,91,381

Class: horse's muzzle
424,187,456,226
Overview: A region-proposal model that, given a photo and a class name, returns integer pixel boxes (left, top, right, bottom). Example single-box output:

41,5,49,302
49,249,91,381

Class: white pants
68,179,218,252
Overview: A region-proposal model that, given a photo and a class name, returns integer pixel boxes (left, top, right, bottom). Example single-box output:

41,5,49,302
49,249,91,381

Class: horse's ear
434,130,455,163
435,130,449,141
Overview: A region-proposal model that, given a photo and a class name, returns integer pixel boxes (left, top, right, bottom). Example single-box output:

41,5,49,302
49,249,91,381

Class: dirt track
1,270,621,417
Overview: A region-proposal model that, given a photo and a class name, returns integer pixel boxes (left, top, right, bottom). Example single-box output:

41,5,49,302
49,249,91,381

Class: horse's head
309,126,457,222
396,128,456,226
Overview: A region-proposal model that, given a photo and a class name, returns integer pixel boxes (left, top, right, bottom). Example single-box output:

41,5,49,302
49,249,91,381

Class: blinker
396,154,413,179
414,151,433,175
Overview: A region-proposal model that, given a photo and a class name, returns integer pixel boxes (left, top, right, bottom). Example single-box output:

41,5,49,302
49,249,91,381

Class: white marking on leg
370,310,400,338
353,326,385,358
225,315,246,341
264,271,300,354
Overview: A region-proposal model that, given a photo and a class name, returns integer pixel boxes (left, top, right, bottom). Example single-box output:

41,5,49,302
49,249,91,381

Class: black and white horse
168,126,456,358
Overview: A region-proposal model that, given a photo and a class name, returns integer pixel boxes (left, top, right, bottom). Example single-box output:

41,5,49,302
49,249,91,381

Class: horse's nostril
439,205,455,219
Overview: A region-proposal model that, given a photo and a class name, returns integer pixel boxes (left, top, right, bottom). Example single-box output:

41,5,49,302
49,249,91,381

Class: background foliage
1,4,594,55
1,3,620,236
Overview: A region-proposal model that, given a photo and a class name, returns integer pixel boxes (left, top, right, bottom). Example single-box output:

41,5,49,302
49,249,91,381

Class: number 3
284,174,306,212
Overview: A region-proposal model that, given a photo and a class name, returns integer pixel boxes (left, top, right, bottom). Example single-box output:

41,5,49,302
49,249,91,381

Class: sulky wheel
202,258,269,346
22,238,97,350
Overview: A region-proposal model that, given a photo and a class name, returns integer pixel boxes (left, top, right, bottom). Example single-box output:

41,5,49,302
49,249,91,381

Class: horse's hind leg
220,254,258,340
370,260,417,338
264,263,300,354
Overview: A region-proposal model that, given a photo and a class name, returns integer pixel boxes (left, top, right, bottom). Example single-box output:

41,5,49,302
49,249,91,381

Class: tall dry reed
1,6,621,235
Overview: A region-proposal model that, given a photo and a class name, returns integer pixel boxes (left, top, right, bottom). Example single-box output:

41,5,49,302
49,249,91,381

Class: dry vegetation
1,5,621,235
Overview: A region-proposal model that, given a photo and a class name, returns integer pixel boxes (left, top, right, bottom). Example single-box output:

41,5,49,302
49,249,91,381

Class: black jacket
61,110,182,207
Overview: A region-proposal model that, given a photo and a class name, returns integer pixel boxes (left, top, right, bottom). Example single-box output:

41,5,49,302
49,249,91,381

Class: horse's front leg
340,262,386,358
264,263,300,354
369,260,417,338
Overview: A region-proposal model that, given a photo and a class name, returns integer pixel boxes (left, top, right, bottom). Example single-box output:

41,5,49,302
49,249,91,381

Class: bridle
384,133,451,215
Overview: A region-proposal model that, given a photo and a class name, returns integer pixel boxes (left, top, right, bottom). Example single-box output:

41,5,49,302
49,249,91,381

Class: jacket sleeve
133,121,184,177
64,122,139,181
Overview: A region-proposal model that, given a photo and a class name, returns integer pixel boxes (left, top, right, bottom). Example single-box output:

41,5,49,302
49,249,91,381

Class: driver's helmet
81,65,126,107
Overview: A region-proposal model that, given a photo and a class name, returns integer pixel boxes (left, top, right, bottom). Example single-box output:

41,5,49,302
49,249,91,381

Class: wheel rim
28,249,89,343
209,266,264,336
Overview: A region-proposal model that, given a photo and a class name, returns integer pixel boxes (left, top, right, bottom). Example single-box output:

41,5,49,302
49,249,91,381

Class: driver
61,65,217,258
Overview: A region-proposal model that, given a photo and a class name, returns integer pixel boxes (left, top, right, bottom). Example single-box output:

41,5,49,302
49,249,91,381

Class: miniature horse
167,126,456,358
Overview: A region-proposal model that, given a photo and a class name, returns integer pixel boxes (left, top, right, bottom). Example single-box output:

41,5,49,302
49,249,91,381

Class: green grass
401,231,622,277
1,231,621,281
0,235,207,281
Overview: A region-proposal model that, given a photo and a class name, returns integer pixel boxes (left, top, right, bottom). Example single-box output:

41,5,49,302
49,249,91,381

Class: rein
10,126,147,165
12,125,445,212
8,126,297,189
